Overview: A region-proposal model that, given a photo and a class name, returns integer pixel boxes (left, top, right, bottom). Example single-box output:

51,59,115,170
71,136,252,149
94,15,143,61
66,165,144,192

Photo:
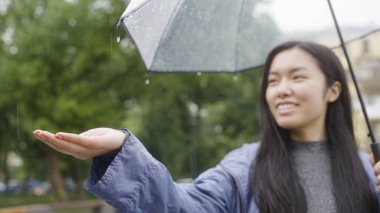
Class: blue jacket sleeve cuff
89,129,130,185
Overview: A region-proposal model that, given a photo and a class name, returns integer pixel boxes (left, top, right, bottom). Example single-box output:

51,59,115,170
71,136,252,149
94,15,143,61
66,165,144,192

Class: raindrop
37,90,40,105
197,72,202,76
110,33,113,56
117,35,121,43
145,74,151,85
16,104,20,140
145,78,150,85
233,74,238,81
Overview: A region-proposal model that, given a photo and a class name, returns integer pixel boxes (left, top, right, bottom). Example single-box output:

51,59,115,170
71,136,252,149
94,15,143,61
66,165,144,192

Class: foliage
136,71,263,178
0,0,273,204
0,0,137,199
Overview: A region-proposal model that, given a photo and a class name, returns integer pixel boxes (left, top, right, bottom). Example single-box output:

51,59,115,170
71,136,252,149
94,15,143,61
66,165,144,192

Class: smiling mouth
276,103,297,110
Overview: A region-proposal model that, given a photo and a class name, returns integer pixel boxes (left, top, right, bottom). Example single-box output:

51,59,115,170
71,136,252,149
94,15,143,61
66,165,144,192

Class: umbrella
117,0,380,159
117,0,283,72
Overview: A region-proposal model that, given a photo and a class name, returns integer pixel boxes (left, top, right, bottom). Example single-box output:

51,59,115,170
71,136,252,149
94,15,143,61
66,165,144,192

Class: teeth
277,103,296,110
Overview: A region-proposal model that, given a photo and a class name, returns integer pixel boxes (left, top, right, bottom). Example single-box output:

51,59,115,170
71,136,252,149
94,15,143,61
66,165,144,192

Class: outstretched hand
33,128,127,160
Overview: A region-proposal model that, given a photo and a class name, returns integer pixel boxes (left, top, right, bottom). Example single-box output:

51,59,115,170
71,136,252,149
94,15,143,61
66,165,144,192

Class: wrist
119,128,130,143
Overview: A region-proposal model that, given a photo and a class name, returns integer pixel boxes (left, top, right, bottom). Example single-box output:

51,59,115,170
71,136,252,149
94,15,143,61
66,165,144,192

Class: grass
0,194,54,207
57,208,93,213
0,193,98,210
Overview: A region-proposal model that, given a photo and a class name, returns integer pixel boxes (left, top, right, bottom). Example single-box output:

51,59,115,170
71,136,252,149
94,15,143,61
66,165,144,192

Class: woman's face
265,48,338,141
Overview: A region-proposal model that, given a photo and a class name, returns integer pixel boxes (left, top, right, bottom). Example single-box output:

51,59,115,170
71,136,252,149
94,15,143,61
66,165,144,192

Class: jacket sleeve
358,152,380,201
86,131,240,213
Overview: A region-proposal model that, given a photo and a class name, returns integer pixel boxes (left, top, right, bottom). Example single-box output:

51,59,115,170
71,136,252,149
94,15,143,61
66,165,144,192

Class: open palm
33,128,126,160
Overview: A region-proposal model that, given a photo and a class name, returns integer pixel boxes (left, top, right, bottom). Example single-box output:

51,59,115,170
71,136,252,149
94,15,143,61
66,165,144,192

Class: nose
275,80,292,98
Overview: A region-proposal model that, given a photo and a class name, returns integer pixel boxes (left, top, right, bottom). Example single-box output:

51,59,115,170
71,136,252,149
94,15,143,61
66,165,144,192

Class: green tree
135,70,263,179
0,0,277,204
0,0,144,200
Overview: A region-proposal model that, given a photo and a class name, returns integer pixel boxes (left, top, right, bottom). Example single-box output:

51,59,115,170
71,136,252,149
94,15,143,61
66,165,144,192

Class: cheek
265,89,278,114
265,89,274,106
295,84,326,105
294,85,310,99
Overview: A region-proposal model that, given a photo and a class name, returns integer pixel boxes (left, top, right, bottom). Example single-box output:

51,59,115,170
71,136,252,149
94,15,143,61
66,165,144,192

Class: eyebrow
268,66,308,76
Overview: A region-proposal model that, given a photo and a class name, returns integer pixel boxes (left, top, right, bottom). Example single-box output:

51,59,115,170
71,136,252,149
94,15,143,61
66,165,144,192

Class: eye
293,75,305,81
267,78,278,85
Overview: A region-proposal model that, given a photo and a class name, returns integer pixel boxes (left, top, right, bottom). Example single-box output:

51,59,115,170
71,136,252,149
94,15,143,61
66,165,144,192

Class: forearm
86,131,236,212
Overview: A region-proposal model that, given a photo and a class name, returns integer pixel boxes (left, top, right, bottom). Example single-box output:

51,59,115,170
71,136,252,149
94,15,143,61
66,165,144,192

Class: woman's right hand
371,154,380,192
33,127,127,160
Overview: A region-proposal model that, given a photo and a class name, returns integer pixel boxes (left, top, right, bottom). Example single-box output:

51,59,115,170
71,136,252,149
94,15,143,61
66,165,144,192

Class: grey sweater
292,141,337,213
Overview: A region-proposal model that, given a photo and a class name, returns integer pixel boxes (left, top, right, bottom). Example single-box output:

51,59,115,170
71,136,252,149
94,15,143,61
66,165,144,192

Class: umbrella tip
116,20,124,43
116,20,122,29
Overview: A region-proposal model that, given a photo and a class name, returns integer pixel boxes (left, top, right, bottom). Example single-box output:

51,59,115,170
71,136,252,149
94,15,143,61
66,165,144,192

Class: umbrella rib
120,0,152,19
234,0,247,73
331,28,380,50
150,0,185,72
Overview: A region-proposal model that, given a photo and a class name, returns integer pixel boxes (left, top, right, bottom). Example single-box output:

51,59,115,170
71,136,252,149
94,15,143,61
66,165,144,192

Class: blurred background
0,0,379,212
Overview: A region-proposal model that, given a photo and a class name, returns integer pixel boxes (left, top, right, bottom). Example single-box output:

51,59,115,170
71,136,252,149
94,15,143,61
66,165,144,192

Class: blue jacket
86,131,379,213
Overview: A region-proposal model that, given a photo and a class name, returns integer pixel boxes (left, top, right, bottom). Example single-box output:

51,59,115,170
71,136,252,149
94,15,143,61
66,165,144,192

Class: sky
2,0,379,32
257,0,380,33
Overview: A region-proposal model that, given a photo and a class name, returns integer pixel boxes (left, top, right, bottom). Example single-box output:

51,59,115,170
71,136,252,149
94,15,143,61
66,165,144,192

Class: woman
33,41,380,212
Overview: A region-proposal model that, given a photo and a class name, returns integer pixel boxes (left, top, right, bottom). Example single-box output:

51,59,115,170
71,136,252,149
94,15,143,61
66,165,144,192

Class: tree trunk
47,151,68,201
0,152,10,192
74,160,85,200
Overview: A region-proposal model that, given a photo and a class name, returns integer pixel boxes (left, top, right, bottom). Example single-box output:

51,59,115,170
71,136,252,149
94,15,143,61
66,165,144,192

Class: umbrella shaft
326,0,376,144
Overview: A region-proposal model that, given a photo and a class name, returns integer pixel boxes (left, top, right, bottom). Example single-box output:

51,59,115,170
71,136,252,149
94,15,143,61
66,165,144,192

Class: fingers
33,130,89,159
376,174,380,193
373,159,380,193
371,154,378,176
56,132,92,148
33,128,124,159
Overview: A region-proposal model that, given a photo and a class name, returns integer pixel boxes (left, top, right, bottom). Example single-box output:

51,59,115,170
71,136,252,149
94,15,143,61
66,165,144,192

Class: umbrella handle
371,142,380,162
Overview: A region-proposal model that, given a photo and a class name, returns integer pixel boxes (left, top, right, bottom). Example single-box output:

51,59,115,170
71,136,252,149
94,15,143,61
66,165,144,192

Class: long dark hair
250,41,379,212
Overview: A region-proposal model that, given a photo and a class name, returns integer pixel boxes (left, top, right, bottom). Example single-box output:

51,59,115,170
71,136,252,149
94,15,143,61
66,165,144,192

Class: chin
276,121,298,130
